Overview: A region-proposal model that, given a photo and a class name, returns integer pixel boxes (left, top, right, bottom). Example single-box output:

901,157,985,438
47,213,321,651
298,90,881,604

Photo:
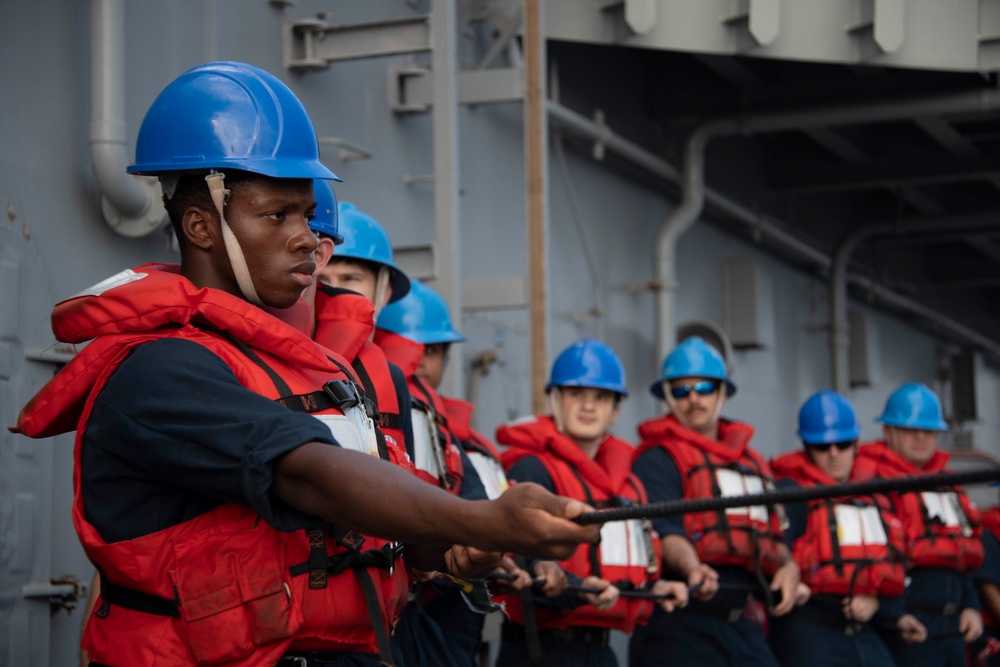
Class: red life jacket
12,265,409,666
634,414,785,576
855,442,983,572
312,286,408,457
375,329,464,494
496,416,661,633
770,451,907,597
441,397,509,500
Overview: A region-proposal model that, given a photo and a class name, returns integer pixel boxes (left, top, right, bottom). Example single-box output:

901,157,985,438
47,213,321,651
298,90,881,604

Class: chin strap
205,172,264,307
370,267,392,325
547,388,565,433
663,387,688,429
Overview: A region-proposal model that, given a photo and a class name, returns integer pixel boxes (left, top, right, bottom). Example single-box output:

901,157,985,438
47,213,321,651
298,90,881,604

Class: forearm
661,534,701,576
274,442,489,546
272,442,594,557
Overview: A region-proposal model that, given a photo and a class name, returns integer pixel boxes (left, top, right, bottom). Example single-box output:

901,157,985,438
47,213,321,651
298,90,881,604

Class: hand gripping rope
572,468,1000,525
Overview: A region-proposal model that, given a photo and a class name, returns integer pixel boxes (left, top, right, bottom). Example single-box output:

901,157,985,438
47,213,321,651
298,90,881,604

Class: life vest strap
288,542,405,579
96,571,180,618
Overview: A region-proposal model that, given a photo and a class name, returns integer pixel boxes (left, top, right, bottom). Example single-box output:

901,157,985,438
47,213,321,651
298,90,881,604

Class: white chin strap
663,387,689,429
206,172,264,307
548,388,565,433
371,267,392,322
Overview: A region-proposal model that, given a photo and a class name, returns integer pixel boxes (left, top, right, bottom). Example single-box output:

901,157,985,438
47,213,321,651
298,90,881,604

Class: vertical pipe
431,0,463,396
524,0,548,414
654,120,737,364
89,0,148,217
831,229,872,394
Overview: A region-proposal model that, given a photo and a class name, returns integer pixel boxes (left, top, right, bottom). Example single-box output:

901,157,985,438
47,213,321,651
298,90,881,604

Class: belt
685,599,745,623
796,601,867,636
277,652,348,666
501,622,610,648
907,601,960,617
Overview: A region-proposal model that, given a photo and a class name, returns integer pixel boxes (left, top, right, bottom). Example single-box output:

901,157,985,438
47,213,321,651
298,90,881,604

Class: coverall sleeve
631,447,686,539
83,338,339,541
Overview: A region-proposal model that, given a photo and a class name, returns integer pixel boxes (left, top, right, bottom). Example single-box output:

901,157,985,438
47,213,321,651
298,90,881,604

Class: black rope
574,468,1000,525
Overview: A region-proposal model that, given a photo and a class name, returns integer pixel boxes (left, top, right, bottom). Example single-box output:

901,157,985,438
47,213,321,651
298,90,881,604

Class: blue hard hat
877,383,949,431
546,339,628,397
310,180,344,244
797,390,860,445
335,202,410,303
128,61,339,181
377,279,465,345
650,336,736,399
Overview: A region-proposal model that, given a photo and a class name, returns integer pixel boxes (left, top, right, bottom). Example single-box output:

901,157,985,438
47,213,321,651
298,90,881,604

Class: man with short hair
318,201,409,325
769,390,924,666
378,280,540,666
496,339,687,667
856,382,984,666
629,336,799,667
12,61,597,667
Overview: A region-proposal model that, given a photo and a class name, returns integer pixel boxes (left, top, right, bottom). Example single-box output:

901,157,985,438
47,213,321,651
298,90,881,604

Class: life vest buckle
323,379,362,409
323,379,381,423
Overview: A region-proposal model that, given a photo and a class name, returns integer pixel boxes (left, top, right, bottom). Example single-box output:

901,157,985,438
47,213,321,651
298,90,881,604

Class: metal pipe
544,99,1000,365
832,213,1000,392
655,120,738,362
657,87,1000,367
847,274,1000,358
546,101,679,182
89,0,163,236
431,0,463,397
738,89,1000,135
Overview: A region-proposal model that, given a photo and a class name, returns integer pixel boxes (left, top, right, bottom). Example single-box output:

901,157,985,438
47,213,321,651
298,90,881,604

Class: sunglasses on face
809,440,855,453
669,381,719,400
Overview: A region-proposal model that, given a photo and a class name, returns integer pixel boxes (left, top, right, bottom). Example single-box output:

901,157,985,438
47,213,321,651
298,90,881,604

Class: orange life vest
13,265,409,666
375,329,464,494
855,442,983,573
497,416,661,633
634,414,785,576
441,396,509,500
312,285,408,456
770,451,907,597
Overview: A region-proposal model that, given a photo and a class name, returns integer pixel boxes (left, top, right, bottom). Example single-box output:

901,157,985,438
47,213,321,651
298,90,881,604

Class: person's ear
182,206,216,251
313,237,336,276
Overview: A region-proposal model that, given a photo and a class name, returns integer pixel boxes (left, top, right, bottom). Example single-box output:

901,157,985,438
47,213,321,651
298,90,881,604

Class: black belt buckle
942,602,958,616
323,380,361,409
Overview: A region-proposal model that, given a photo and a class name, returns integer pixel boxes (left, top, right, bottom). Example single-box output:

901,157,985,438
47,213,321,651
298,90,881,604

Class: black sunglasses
809,440,856,453
669,381,719,400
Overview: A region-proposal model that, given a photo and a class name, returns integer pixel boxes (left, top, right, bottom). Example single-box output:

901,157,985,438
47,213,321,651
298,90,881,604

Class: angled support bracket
285,15,431,72
390,67,523,114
